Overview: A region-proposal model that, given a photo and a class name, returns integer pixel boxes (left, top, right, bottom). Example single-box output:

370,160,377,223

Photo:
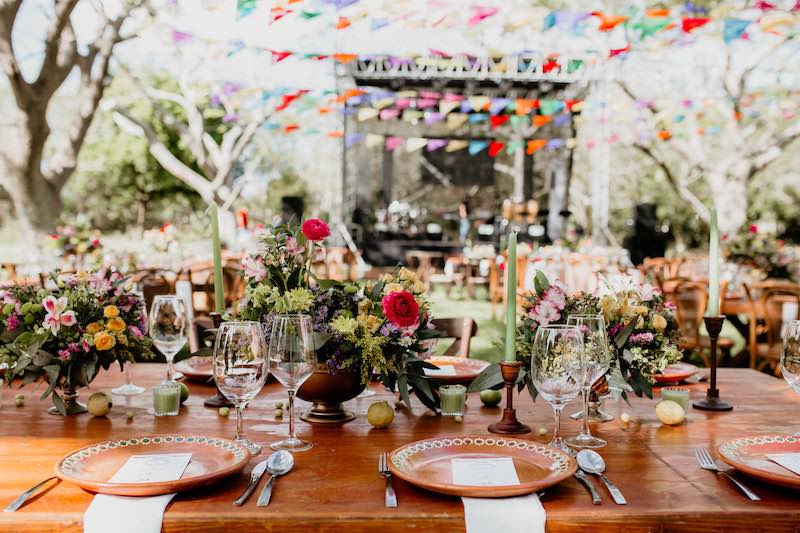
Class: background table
0,366,798,532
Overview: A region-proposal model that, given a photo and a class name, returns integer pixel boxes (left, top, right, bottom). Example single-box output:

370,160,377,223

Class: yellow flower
103,305,120,318
357,313,381,333
599,295,618,323
94,332,116,351
384,283,405,295
86,322,102,334
107,317,126,332
380,273,394,283
651,314,667,332
358,299,372,315
634,305,649,316
636,316,645,329
398,267,419,283
412,279,427,294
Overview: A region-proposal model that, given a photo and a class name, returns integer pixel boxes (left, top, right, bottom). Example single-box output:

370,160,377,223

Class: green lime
479,389,502,407
178,382,189,404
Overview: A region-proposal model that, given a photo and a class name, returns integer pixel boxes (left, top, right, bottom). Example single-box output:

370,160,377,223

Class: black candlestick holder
692,316,733,412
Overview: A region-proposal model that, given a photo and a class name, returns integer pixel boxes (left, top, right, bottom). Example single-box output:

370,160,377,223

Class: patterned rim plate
55,435,250,496
388,436,577,497
719,434,800,489
423,357,490,385
653,362,699,383
175,356,213,382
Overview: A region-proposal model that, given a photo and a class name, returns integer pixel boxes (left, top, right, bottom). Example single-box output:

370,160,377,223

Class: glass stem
552,404,563,442
288,389,296,440
580,387,591,437
125,363,134,386
166,356,174,382
236,406,245,440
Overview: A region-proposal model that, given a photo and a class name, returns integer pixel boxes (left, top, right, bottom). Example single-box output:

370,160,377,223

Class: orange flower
94,332,116,351
107,317,126,333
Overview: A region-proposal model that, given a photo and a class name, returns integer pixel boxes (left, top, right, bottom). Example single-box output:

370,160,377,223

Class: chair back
670,281,708,347
430,317,478,357
133,269,175,312
760,283,800,351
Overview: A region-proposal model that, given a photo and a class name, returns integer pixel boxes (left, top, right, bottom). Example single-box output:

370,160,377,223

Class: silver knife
4,477,59,512
256,474,277,507
574,469,602,505
233,460,268,506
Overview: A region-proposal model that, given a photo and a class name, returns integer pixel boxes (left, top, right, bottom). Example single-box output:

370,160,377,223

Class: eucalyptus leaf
51,391,66,416
614,320,637,349
466,363,502,393
32,349,55,367
397,373,412,410
533,270,550,295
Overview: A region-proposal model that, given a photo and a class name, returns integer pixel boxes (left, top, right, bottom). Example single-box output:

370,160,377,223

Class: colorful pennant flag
445,140,468,152
490,115,509,129
681,17,710,32
236,0,256,19
468,140,488,155
488,141,505,157
405,137,428,152
427,139,447,151
358,108,379,121
723,19,750,43
447,113,468,130
385,136,404,151
527,140,547,154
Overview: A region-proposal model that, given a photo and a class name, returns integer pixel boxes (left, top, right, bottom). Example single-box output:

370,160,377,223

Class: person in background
458,199,471,243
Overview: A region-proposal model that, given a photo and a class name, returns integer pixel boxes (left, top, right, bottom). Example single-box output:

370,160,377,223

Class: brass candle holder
488,361,531,435
692,316,733,412
203,312,234,408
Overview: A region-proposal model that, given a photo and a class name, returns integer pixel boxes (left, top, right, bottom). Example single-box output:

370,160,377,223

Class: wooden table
1,366,799,532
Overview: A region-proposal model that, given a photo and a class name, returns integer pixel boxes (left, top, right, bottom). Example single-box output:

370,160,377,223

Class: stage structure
336,52,605,243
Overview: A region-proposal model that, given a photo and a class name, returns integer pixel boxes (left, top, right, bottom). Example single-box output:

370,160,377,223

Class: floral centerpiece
0,269,153,414
725,224,796,281
51,224,102,258
470,271,682,400
236,219,440,417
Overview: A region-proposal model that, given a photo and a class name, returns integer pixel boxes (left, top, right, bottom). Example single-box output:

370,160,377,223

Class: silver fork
378,452,397,508
693,447,760,501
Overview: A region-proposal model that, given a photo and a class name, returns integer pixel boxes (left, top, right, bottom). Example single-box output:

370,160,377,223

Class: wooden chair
751,282,800,375
669,280,733,365
431,317,478,357
131,269,175,312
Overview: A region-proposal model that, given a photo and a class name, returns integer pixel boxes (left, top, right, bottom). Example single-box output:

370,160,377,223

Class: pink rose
128,325,144,339
301,218,331,241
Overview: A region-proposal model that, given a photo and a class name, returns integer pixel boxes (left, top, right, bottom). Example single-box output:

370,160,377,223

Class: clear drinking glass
267,314,316,452
149,295,188,383
781,320,800,393
565,315,611,449
112,362,145,396
531,325,583,453
213,321,269,455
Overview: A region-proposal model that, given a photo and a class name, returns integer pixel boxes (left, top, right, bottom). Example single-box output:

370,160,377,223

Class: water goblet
267,314,317,452
149,295,188,383
531,325,583,453
213,321,269,455
565,314,612,449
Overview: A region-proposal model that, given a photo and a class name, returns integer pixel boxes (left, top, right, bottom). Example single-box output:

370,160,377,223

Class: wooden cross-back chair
669,280,733,365
131,269,176,312
430,317,478,357
747,282,800,375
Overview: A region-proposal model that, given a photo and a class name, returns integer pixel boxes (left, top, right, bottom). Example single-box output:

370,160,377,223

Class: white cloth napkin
462,495,545,533
83,453,191,533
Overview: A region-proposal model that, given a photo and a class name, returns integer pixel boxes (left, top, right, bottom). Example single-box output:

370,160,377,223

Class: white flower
399,336,414,347
42,295,77,335
637,282,659,302
242,256,267,283
530,299,560,326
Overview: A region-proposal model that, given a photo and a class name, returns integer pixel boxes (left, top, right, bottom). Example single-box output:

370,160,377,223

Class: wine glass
781,320,800,393
565,315,611,449
149,295,188,383
213,321,269,455
267,314,316,452
111,362,145,396
531,325,583,453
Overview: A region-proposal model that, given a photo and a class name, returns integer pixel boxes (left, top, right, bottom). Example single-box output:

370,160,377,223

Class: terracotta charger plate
718,434,800,489
653,362,699,384
175,356,213,382
55,435,250,496
388,436,577,497
423,356,490,385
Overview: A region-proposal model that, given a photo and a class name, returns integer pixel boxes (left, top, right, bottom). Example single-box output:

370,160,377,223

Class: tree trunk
707,171,748,237
3,165,63,236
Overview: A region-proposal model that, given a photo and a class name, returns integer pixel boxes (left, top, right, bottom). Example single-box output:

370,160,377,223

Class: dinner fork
693,447,760,501
378,452,397,508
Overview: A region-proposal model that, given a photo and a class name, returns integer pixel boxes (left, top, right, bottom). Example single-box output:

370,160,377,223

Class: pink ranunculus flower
242,255,267,283
42,295,77,335
6,313,21,331
128,325,144,339
301,218,331,241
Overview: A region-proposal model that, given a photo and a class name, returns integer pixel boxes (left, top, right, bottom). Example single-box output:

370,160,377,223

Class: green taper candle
706,208,720,317
505,230,517,361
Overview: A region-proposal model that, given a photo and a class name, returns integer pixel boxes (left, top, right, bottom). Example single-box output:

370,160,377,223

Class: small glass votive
153,381,181,416
661,387,690,413
439,385,467,416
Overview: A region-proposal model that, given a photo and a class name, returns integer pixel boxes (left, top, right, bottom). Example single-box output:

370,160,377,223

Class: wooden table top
1,366,798,532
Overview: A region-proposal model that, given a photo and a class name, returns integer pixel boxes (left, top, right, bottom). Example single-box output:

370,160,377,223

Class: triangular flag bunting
379,109,400,120
385,136,404,151
333,53,358,64
469,96,491,112
527,140,547,154
490,115,509,129
405,137,427,152
506,140,524,154
365,134,384,148
468,141,488,155
447,113,468,130
271,50,293,62
468,113,488,124
358,108,379,121
439,100,460,116
681,17,710,32
427,139,447,151
488,141,505,157
446,140,468,152
533,115,553,127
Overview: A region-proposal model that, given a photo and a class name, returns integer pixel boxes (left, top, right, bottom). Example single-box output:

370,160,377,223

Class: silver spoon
256,451,294,507
576,449,627,505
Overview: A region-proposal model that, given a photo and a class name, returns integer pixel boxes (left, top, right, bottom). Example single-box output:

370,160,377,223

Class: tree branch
32,0,79,98
0,0,29,108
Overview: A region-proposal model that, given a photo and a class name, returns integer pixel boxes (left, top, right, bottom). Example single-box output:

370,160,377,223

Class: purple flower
609,322,624,338
128,325,144,339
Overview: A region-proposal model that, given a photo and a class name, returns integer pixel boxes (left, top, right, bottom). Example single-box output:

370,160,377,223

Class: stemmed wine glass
781,320,800,393
531,325,584,453
267,314,316,452
213,321,269,455
565,315,611,449
149,295,188,383
112,362,145,396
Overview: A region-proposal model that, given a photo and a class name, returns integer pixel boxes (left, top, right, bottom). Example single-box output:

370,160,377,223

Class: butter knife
574,469,602,505
4,477,59,512
234,460,268,506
